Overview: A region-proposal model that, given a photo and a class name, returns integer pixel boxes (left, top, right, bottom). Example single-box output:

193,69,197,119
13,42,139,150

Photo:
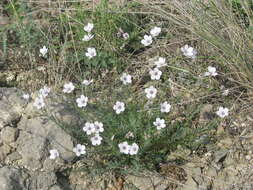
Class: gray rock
214,149,229,163
24,97,80,127
5,152,22,164
126,173,168,190
0,102,21,126
0,166,28,190
18,117,75,162
16,132,47,171
0,136,3,146
49,102,80,126
0,118,5,129
1,127,18,144
223,154,235,168
0,88,75,170
212,167,237,190
15,116,74,171
43,157,65,172
0,88,26,126
30,172,58,190
180,176,198,190
182,163,203,188
125,175,153,189
0,144,12,162
206,166,217,177
50,185,63,190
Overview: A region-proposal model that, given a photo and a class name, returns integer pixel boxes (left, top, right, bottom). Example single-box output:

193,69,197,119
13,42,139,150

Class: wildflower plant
9,0,233,179
34,17,220,173
45,66,211,176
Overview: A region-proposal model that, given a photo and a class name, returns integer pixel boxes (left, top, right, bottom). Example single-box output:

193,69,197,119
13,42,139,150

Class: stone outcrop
0,87,252,190
0,88,74,189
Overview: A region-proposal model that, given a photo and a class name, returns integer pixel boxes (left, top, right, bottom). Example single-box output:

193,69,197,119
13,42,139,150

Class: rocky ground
0,87,252,190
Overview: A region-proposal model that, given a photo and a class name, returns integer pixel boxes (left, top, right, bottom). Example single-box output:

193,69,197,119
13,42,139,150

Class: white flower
39,86,51,98
150,26,161,37
222,89,229,96
22,93,30,100
204,66,218,77
63,82,75,93
83,23,94,33
216,107,229,118
113,101,125,114
49,149,59,160
91,134,102,146
123,32,129,40
76,95,88,108
82,33,94,41
40,46,48,57
118,141,130,154
85,47,97,59
153,118,166,130
129,143,139,155
181,44,197,59
154,57,166,68
94,121,104,133
141,35,153,46
120,73,132,85
83,122,95,135
149,68,162,80
73,144,86,156
161,101,171,113
33,97,45,109
145,86,157,99
82,79,93,86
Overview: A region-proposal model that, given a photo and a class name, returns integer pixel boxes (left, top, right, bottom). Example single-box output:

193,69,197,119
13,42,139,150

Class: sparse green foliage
48,77,216,176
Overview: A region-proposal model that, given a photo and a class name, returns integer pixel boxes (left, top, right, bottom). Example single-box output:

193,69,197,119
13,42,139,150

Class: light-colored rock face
30,172,58,190
0,88,76,189
0,144,12,162
17,117,75,171
0,101,22,127
16,132,47,171
0,88,26,126
0,166,64,190
1,127,18,144
49,185,63,190
0,166,27,190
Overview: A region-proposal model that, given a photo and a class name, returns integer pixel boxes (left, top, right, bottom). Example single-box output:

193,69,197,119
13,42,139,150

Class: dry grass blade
149,0,253,90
